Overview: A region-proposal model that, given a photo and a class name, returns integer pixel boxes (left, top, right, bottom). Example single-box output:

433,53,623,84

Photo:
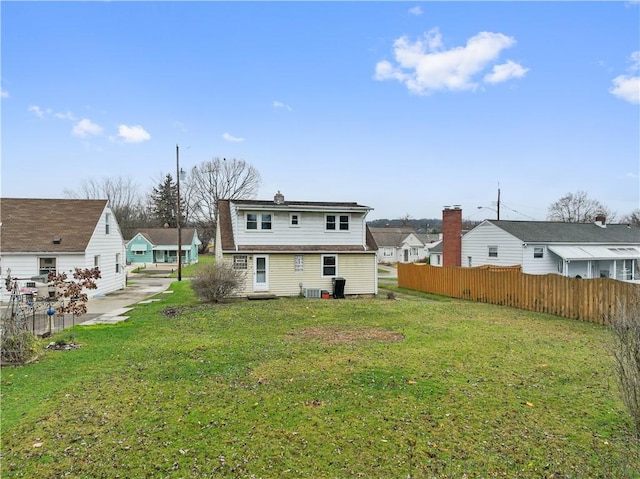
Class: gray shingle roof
489,220,640,243
1,198,109,253
129,228,199,246
369,227,420,248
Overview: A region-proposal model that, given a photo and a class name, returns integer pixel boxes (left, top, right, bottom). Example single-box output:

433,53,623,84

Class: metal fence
398,263,640,324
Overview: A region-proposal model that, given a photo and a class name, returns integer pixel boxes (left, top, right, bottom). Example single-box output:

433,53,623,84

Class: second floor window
246,213,272,230
326,214,349,231
488,246,498,258
105,213,111,235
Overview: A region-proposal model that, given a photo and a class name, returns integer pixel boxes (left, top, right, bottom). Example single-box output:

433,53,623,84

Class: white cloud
117,124,151,143
28,105,48,118
73,118,103,137
408,6,423,16
55,111,76,121
273,100,292,111
1,89,9,99
484,60,530,83
610,51,640,104
374,28,527,95
222,132,245,143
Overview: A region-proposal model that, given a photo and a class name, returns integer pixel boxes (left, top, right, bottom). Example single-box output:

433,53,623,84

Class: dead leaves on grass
288,326,405,345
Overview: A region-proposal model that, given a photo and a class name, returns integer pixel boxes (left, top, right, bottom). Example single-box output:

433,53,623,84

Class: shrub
190,260,245,302
610,290,640,436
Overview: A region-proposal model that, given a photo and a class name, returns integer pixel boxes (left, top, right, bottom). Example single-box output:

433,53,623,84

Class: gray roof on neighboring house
369,227,420,248
487,220,640,244
1,198,109,253
128,228,199,246
429,242,443,254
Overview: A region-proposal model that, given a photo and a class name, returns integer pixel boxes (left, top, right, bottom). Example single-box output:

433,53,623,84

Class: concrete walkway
80,275,175,325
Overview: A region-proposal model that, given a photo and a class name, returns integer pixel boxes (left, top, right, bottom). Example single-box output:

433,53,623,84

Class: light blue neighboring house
125,227,200,265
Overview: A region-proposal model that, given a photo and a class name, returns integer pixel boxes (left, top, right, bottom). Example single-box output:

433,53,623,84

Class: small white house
369,227,426,263
215,192,378,297
461,217,640,281
0,198,127,302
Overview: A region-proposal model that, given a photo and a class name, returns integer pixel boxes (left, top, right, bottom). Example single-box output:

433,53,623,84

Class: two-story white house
215,192,378,297
461,217,640,281
0,198,127,302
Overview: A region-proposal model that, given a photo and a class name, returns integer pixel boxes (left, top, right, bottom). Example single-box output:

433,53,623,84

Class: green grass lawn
1,283,638,478
170,253,215,278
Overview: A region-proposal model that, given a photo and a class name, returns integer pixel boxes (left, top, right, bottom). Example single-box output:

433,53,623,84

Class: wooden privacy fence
398,263,640,325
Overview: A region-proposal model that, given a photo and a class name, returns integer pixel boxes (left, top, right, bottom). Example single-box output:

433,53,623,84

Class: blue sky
2,1,639,222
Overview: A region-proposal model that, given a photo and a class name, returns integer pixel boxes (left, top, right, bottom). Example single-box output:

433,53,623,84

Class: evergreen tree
150,174,179,227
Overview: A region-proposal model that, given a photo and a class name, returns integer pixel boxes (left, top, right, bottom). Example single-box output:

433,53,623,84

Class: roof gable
1,198,109,253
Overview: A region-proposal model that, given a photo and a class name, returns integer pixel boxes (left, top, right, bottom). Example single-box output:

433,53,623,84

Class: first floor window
94,255,100,268
488,246,498,258
322,255,337,276
411,247,418,256
290,213,300,226
233,255,248,270
115,253,120,273
384,248,393,257
294,254,304,272
467,256,472,267
39,257,56,277
533,247,544,258
135,250,144,256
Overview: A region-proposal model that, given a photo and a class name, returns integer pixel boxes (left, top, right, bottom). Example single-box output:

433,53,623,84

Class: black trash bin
332,277,346,299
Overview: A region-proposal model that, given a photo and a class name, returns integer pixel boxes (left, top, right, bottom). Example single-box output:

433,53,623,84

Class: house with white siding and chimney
215,192,378,298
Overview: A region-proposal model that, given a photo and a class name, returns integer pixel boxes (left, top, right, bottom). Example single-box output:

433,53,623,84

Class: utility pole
176,144,182,282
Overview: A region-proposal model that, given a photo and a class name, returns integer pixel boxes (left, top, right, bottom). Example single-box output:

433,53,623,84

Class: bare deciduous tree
546,190,616,223
64,176,150,238
622,209,640,227
610,290,640,436
186,158,261,249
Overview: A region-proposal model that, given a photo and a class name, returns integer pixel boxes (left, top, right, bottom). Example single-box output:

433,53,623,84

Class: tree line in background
64,158,260,249
65,166,640,250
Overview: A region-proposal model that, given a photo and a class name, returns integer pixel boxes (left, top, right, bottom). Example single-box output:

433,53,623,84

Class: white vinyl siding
233,210,367,247
461,222,523,269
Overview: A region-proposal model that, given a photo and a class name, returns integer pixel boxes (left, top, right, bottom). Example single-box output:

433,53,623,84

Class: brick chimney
595,214,606,228
274,191,285,204
442,205,462,266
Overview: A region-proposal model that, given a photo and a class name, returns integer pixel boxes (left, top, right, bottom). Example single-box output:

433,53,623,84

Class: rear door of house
253,255,269,291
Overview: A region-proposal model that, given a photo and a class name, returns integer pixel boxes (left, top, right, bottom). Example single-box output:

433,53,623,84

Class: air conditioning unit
303,288,321,299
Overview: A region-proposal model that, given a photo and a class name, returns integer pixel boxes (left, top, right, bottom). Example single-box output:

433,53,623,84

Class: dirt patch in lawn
289,326,405,345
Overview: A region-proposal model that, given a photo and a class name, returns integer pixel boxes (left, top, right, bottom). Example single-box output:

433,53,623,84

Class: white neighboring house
429,241,444,267
215,192,378,297
369,227,425,263
460,217,640,281
0,198,127,302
